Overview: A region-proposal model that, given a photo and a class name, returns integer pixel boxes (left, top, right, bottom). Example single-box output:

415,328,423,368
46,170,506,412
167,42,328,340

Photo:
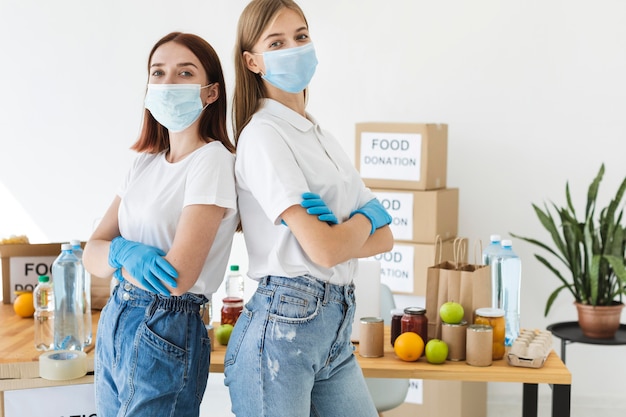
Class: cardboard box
1,243,62,304
384,380,487,417
372,188,458,243
0,242,110,307
356,123,448,191
371,239,466,296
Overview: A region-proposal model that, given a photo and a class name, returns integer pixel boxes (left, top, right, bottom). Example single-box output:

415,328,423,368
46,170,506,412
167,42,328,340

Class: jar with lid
401,307,428,343
474,307,505,360
390,309,404,347
221,297,243,326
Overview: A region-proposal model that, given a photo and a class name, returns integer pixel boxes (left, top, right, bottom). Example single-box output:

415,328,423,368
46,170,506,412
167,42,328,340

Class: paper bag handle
433,235,443,264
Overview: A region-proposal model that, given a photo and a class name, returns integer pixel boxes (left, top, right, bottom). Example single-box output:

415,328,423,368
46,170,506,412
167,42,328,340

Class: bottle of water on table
492,239,521,346
52,243,85,351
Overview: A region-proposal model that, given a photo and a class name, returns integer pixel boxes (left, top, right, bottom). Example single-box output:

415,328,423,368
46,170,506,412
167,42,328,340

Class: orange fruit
393,331,424,362
13,292,35,318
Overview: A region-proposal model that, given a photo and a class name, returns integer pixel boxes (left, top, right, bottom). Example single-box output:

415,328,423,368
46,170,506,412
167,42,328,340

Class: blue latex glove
108,236,178,296
300,192,338,224
350,198,392,235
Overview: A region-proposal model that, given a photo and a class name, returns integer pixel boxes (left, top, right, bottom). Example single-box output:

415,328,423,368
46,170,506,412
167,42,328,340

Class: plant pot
574,301,624,339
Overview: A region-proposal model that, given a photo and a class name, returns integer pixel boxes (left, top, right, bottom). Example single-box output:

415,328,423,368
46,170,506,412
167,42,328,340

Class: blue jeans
224,275,378,417
95,280,210,417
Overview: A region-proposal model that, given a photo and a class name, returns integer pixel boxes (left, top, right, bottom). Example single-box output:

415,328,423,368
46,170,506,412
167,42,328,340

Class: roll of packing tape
39,350,88,381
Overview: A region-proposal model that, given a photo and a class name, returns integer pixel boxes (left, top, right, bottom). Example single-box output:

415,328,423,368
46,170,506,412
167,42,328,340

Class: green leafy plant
512,164,626,316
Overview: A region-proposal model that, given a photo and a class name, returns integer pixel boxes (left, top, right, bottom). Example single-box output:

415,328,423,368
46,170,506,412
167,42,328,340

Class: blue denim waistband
114,279,208,313
260,275,354,305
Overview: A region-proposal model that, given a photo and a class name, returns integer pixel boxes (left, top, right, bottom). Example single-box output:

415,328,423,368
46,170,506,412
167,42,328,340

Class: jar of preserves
401,307,428,343
221,297,243,326
474,307,505,360
390,309,404,347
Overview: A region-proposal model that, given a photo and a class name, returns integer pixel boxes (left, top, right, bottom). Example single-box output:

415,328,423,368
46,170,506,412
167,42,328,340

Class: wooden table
1,305,571,417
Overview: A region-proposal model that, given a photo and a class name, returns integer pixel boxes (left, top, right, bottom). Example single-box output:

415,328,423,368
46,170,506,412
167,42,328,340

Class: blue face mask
144,84,211,132
259,43,318,93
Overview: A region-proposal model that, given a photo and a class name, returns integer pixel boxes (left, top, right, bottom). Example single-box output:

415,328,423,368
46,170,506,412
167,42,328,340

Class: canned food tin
359,317,384,357
466,324,493,367
441,321,468,361
474,307,505,360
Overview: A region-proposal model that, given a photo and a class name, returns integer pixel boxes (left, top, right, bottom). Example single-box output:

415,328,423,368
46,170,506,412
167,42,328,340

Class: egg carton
507,329,552,369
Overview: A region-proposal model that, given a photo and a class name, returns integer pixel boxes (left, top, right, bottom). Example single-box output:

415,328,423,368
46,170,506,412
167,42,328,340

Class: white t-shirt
118,141,238,296
235,99,374,285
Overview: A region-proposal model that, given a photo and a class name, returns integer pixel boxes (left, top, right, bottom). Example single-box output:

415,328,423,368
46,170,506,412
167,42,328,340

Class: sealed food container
401,307,428,343
442,321,468,361
474,307,505,360
221,297,243,325
390,309,404,347
466,324,493,367
359,317,384,357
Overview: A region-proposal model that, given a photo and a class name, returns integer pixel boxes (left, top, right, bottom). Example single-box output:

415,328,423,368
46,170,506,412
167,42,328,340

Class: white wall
1,0,625,411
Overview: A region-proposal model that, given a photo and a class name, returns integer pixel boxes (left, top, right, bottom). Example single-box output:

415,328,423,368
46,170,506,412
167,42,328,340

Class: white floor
200,374,626,417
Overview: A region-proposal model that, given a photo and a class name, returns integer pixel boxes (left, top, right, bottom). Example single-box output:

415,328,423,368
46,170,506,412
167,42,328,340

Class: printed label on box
405,379,424,404
359,132,422,180
370,243,414,293
4,383,96,417
9,255,56,302
373,190,414,241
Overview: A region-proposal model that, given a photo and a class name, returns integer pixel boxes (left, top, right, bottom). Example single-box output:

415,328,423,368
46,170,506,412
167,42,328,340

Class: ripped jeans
224,275,378,417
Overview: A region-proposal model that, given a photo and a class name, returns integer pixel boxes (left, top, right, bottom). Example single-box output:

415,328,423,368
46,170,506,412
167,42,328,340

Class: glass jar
221,297,243,326
474,307,505,360
401,307,428,343
390,309,404,347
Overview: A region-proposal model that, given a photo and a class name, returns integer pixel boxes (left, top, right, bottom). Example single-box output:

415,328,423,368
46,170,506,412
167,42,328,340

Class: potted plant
512,164,626,339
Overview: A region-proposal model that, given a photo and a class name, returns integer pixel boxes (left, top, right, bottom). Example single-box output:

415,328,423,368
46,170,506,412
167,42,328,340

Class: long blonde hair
232,0,308,145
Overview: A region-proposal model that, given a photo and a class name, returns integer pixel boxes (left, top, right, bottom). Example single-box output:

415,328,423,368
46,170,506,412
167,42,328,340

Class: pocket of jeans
141,314,187,362
272,292,320,323
224,308,252,367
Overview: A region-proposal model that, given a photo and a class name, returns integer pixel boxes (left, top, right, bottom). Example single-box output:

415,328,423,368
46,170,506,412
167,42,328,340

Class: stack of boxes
355,122,459,296
355,122,486,417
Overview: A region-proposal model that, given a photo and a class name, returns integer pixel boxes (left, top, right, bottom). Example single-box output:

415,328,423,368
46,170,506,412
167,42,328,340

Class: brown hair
132,32,235,155
232,0,308,145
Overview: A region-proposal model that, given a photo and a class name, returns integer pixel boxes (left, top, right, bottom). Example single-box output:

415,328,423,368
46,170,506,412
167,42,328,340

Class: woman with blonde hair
224,1,393,416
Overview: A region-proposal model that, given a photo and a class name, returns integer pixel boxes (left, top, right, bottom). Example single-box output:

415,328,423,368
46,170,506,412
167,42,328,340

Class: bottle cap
61,243,72,251
230,265,239,271
490,234,501,243
501,239,513,248
38,275,50,283
70,239,81,247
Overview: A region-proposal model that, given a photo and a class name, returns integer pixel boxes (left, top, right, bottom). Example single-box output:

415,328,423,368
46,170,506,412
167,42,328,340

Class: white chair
365,284,410,415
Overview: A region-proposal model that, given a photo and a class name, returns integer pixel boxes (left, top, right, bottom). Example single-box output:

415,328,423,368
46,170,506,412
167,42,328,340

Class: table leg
522,383,538,417
552,384,571,417
560,339,567,364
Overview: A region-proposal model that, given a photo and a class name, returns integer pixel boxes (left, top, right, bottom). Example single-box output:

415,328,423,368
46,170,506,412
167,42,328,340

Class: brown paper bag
426,238,491,340
426,237,463,340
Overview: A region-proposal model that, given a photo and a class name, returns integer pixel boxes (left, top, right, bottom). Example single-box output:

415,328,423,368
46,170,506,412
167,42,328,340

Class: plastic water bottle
483,234,503,308
51,243,85,351
225,265,245,300
34,275,55,351
492,239,521,346
70,239,92,347
482,234,502,265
